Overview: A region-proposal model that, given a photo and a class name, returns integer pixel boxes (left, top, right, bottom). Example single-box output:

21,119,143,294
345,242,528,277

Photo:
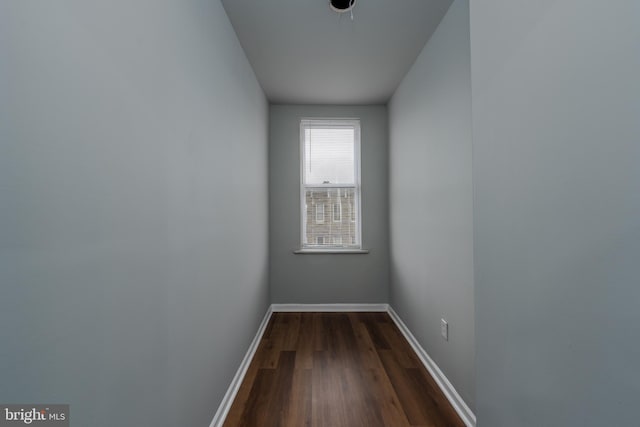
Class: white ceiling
221,0,453,104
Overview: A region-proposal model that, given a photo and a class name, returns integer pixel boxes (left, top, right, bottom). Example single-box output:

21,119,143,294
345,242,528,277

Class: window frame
299,118,362,251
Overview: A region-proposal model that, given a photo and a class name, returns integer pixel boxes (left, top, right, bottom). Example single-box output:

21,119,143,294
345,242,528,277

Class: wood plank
280,313,302,351
259,315,286,368
378,349,465,427
378,349,429,425
312,350,349,427
222,352,261,426
341,366,385,427
223,312,465,427
263,351,296,426
362,367,412,427
329,313,360,369
361,314,391,350
348,313,380,369
232,369,275,427
409,366,465,427
348,313,412,426
378,321,419,368
294,313,314,369
283,368,312,427
312,312,326,351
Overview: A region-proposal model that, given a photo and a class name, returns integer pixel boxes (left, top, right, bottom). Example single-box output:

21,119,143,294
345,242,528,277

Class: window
300,119,361,249
316,204,324,223
333,203,341,222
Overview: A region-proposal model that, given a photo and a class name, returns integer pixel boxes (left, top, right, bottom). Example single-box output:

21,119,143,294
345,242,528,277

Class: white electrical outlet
441,318,448,341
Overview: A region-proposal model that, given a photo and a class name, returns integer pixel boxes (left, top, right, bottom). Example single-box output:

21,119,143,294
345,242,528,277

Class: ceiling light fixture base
329,0,357,13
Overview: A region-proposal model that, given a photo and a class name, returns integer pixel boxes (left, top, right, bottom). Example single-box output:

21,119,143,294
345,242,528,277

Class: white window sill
293,249,370,254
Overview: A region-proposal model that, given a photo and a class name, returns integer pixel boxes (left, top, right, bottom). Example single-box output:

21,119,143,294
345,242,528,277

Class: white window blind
300,119,361,249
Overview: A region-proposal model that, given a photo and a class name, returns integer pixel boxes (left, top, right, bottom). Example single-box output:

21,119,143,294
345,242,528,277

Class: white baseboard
387,306,476,427
209,305,273,427
271,303,389,312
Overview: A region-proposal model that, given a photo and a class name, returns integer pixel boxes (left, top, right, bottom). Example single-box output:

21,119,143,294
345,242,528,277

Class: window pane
316,204,324,223
333,203,341,221
304,127,355,185
303,187,357,246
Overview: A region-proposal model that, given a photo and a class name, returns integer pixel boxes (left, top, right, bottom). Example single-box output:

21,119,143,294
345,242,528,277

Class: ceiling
221,0,453,104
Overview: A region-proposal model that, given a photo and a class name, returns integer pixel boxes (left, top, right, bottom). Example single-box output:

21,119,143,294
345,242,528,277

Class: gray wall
269,105,389,303
471,1,640,426
388,0,475,411
0,1,268,426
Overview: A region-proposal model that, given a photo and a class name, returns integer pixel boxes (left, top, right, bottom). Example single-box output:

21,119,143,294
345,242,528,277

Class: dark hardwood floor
223,312,465,427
